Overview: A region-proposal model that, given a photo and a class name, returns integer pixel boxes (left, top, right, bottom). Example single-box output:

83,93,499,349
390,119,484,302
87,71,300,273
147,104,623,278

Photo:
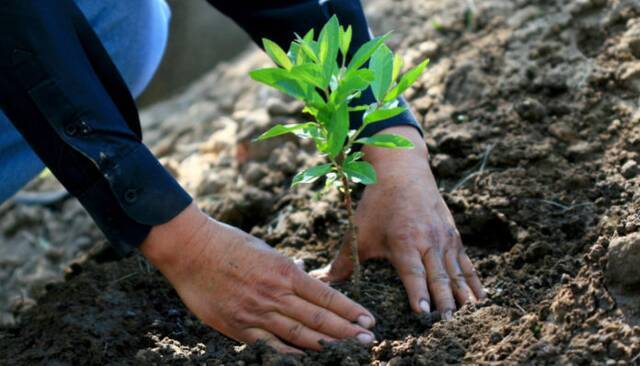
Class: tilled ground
2,0,640,364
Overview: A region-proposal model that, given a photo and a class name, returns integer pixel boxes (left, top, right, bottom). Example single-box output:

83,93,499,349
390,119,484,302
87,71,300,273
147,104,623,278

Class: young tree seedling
250,16,429,296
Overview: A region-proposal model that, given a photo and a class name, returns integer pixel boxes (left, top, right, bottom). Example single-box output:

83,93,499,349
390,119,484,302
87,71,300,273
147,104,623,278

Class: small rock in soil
566,141,598,160
617,62,640,93
620,160,639,179
431,154,459,178
548,121,577,142
436,129,473,155
606,232,640,288
515,98,547,123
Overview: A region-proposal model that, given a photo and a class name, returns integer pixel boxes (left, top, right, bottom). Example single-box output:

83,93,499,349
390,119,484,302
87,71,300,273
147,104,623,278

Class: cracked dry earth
2,0,640,364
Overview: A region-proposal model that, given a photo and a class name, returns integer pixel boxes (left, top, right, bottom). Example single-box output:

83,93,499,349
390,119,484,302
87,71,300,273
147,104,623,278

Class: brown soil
2,0,640,364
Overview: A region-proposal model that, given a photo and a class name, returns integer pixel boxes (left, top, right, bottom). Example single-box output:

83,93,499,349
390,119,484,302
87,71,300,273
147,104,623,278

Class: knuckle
400,263,426,278
394,222,429,247
445,225,461,240
287,323,303,341
433,271,451,286
455,272,467,282
310,309,328,330
273,291,296,309
440,226,461,247
320,287,337,307
451,273,467,288
230,307,254,327
463,269,479,280
256,281,288,308
275,260,299,281
421,243,435,257
230,293,272,327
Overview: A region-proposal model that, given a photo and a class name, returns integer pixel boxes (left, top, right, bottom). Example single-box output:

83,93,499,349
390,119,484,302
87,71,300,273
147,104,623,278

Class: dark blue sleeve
207,0,423,139
0,0,192,255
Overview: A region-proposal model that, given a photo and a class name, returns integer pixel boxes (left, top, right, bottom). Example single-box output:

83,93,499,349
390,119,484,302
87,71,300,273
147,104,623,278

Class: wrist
363,126,429,169
139,202,212,273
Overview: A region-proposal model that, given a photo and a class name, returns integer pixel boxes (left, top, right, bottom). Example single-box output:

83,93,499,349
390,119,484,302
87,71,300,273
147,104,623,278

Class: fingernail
419,299,430,313
357,314,374,329
443,310,453,321
356,332,375,344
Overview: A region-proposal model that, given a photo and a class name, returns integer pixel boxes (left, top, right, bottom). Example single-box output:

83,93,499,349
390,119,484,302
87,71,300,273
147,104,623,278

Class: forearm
0,0,191,255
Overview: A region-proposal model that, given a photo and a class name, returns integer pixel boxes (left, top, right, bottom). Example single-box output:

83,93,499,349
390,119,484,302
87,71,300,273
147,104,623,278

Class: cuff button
64,123,78,137
124,189,139,203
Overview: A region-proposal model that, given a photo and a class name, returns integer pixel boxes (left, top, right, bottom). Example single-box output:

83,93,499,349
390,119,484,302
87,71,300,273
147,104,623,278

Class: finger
423,248,457,320
444,251,477,305
243,328,304,354
389,249,431,313
459,252,487,300
266,312,338,350
282,296,373,340
293,272,375,329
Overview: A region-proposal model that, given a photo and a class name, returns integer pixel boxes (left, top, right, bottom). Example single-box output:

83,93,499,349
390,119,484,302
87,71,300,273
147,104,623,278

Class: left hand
311,126,486,319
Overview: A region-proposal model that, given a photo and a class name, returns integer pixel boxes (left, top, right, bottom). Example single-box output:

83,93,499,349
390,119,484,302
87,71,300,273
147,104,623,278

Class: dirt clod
607,232,640,288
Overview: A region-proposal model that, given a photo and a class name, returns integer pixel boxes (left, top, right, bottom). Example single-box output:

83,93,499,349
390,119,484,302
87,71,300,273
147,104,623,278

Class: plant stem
337,167,361,298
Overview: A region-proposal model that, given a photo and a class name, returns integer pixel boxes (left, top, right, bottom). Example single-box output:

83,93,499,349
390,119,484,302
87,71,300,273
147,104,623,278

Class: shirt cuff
78,144,192,256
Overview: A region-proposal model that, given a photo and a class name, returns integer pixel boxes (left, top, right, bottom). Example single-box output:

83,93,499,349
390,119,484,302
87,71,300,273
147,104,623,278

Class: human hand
140,203,376,353
311,126,486,319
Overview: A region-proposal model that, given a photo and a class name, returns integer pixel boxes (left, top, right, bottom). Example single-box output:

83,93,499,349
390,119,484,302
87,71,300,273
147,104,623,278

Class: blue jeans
0,0,171,203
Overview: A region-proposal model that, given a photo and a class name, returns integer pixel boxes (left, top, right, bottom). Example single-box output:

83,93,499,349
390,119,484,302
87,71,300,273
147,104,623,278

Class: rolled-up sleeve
0,0,192,255
207,0,423,139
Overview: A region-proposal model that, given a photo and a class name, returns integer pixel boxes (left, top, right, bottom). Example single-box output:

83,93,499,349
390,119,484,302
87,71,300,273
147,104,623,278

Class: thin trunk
339,171,361,298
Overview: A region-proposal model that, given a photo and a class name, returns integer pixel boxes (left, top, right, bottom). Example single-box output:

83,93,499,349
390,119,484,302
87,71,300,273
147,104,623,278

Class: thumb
309,239,354,283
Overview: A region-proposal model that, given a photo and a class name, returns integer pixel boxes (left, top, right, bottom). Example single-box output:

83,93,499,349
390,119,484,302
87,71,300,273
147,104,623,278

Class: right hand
140,203,376,353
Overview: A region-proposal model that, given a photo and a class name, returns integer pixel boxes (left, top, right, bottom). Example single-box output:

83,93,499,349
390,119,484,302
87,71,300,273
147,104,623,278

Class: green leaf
302,29,315,43
249,67,284,87
318,16,340,83
349,105,369,112
249,68,308,99
319,16,340,61
370,45,394,102
339,25,353,59
344,161,377,185
355,134,415,149
347,33,390,73
295,31,319,63
332,69,375,103
253,123,317,141
290,64,326,89
289,43,307,66
392,53,404,82
345,151,364,164
326,103,350,158
263,38,293,70
363,106,407,125
295,123,325,143
384,59,429,102
292,164,333,186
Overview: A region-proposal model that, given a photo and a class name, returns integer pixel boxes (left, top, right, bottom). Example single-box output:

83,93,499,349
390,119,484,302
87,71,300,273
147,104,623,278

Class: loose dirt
2,0,640,364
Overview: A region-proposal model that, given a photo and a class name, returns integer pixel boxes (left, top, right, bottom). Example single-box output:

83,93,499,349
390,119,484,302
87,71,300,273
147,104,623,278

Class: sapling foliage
250,16,429,295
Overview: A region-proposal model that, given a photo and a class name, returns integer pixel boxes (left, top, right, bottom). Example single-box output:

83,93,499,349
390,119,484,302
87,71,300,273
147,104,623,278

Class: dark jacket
0,0,420,255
